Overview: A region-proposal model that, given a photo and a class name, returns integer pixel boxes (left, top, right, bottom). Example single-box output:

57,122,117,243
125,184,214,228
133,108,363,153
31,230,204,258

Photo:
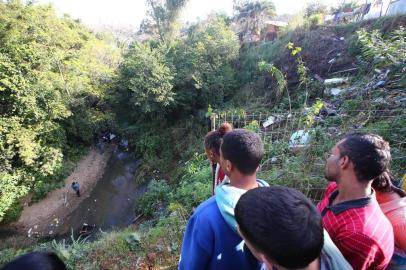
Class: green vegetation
0,0,405,268
113,15,239,176
0,1,120,222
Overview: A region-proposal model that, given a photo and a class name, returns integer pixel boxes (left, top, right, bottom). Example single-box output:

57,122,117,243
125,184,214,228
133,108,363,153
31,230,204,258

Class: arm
179,213,213,270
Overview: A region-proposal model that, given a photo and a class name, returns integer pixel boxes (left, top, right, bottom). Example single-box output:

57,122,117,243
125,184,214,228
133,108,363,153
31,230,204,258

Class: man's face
324,143,342,182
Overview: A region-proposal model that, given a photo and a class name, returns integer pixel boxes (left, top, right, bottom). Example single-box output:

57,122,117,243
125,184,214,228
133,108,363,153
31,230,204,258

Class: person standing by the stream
71,181,80,197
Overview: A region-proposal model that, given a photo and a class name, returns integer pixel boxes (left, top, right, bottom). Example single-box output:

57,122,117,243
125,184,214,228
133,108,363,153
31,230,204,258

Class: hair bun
218,122,233,136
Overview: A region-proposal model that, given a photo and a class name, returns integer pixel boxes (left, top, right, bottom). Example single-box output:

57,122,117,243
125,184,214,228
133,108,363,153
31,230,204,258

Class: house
260,20,288,41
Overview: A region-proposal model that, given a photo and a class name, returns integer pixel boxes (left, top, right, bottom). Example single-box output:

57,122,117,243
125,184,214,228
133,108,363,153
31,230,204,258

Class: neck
230,174,258,190
335,175,372,204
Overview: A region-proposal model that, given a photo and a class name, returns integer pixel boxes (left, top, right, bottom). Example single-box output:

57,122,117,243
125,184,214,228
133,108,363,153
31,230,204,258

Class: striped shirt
379,197,406,251
317,183,394,270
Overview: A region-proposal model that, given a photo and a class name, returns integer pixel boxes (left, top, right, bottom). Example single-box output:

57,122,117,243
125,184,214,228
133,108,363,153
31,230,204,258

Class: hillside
0,1,405,269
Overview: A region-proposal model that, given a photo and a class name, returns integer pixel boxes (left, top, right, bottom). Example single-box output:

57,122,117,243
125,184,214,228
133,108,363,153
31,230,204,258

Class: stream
0,147,146,244
57,148,145,237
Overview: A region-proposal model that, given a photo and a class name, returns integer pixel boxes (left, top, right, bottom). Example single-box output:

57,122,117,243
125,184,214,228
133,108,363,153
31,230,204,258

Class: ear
340,155,351,169
226,159,233,172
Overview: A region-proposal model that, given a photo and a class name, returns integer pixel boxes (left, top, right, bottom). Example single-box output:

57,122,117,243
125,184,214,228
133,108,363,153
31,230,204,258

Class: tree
305,1,328,17
0,1,120,222
139,0,189,42
170,16,240,113
233,0,276,40
116,43,175,117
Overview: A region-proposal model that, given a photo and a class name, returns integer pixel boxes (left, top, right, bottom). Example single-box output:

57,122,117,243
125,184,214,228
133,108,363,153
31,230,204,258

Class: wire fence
212,109,406,202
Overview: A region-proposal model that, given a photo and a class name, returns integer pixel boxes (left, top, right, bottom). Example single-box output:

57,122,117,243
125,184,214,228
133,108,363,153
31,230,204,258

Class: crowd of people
2,124,405,270
179,124,406,270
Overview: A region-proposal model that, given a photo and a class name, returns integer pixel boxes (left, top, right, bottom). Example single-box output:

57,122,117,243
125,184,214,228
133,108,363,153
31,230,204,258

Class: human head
1,252,67,270
204,122,233,164
220,129,263,176
325,133,391,184
235,187,323,269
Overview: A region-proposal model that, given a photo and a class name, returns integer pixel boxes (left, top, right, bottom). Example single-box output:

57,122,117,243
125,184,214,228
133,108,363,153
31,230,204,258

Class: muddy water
56,149,146,236
0,148,146,244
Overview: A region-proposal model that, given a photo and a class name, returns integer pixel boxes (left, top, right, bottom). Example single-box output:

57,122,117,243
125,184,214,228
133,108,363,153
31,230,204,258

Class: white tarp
364,0,406,19
386,0,406,16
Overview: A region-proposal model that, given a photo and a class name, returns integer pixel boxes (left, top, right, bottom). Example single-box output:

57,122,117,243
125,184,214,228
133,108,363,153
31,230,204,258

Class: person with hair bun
204,122,233,194
374,171,406,268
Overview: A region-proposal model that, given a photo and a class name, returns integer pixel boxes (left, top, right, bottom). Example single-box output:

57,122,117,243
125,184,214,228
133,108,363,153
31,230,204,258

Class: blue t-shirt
179,196,261,270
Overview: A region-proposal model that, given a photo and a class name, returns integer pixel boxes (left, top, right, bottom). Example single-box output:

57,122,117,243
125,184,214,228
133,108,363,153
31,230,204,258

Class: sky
36,0,345,30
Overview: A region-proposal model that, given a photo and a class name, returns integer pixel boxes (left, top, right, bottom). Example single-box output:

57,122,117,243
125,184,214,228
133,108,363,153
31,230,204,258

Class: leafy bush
170,153,211,213
137,179,171,217
356,27,405,72
116,43,175,117
0,1,120,222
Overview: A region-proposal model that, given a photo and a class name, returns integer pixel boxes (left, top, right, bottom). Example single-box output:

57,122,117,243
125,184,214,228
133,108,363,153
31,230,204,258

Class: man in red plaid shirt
317,133,394,270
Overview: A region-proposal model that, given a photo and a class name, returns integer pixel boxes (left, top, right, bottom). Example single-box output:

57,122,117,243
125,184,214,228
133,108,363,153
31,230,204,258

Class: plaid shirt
317,183,394,270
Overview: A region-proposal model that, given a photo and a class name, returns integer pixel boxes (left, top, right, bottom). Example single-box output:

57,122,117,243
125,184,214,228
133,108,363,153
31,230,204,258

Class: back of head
338,133,391,182
235,187,323,269
221,129,264,175
204,122,233,154
1,252,67,270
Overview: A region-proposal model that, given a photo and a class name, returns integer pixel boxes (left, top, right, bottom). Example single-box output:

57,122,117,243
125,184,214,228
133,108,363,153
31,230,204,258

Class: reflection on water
57,148,145,237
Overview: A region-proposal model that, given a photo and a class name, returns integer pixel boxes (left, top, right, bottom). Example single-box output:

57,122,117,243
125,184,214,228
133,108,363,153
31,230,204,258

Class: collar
321,189,373,217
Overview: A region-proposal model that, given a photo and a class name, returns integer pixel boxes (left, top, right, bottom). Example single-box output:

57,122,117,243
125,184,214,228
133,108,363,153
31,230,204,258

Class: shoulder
317,182,337,210
190,196,221,224
324,182,337,196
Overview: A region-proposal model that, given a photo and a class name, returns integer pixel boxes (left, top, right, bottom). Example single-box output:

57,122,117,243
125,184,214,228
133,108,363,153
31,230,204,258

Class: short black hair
1,252,67,270
235,187,323,269
221,129,263,175
338,133,391,182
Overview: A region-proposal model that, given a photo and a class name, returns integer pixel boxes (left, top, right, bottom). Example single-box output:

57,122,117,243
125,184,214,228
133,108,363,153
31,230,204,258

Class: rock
327,127,339,134
320,107,337,116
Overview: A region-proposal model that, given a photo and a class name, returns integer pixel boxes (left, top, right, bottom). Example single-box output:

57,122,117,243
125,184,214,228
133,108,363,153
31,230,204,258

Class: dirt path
9,147,112,237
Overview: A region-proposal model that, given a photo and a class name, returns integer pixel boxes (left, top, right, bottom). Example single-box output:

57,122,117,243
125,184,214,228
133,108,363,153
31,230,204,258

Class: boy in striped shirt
317,133,394,270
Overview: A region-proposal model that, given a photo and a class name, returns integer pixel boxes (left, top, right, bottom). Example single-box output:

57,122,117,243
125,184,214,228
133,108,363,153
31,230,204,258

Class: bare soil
5,147,112,238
